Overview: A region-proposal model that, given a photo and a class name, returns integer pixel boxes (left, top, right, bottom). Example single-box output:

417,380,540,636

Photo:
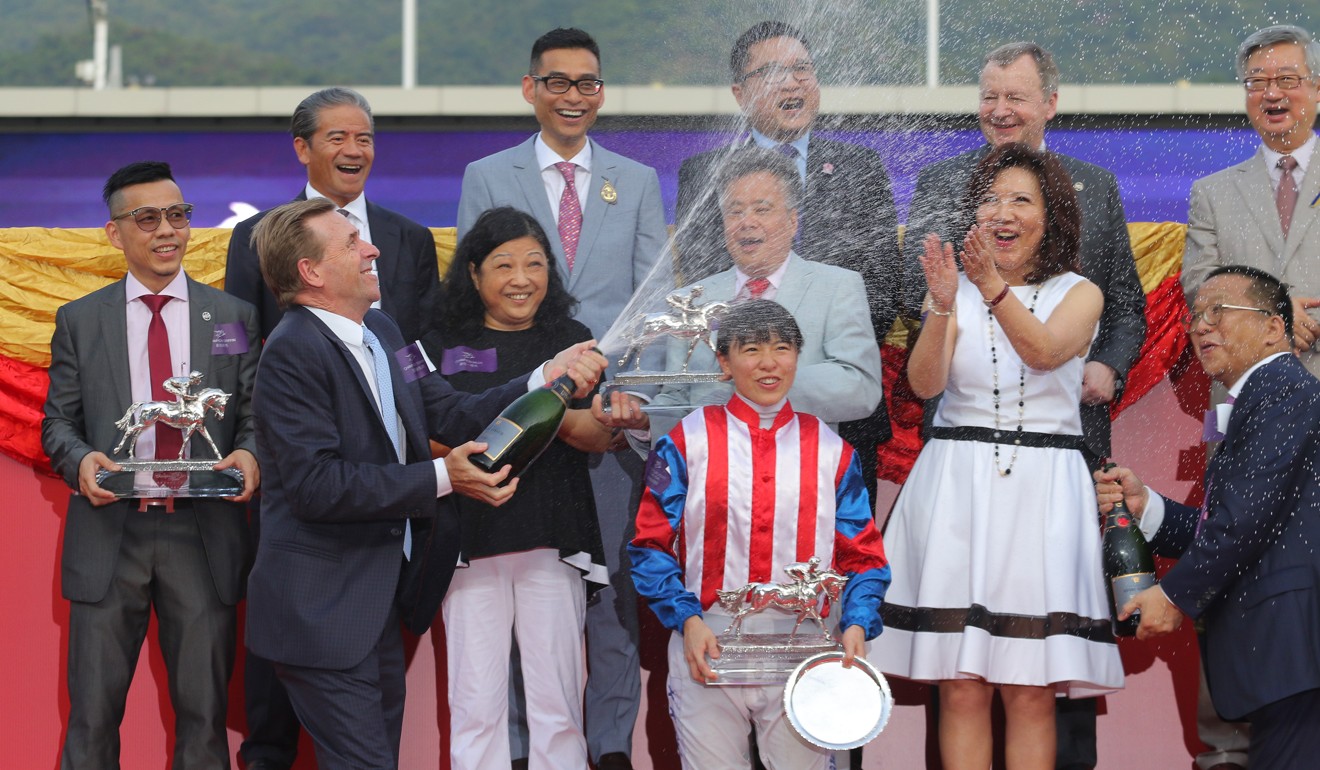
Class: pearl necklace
987,284,1041,477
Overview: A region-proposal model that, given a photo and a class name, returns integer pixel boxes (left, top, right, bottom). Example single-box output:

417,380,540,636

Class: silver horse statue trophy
715,557,849,639
112,373,230,461
616,285,731,373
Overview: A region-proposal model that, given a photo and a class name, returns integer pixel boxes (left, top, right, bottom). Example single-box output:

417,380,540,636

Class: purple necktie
555,161,582,271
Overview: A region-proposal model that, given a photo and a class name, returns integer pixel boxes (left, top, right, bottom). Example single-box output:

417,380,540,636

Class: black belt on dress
928,426,1085,451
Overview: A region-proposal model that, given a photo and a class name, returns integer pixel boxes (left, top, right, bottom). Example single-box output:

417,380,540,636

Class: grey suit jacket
648,254,883,438
1182,143,1320,376
42,276,260,605
903,144,1147,459
457,135,670,345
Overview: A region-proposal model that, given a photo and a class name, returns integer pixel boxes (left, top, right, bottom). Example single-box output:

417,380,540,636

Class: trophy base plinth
96,464,245,499
608,371,724,387
708,633,841,686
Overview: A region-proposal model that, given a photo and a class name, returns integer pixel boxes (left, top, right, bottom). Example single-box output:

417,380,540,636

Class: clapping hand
920,233,958,313
960,224,1004,295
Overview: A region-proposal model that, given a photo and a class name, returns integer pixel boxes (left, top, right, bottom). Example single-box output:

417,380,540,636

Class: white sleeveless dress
873,272,1123,697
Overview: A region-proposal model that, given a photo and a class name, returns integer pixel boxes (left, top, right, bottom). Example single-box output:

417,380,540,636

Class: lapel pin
202,311,212,321
822,163,835,175
1073,182,1085,191
601,179,618,204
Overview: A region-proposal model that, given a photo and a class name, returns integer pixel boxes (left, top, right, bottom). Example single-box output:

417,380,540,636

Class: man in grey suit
902,42,1147,770
42,161,261,770
675,20,901,501
456,27,668,770
1182,24,1320,376
1175,24,1320,770
603,148,882,450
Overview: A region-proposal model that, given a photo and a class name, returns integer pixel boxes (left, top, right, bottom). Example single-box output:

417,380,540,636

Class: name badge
211,322,250,355
394,342,436,383
644,450,672,492
441,346,498,375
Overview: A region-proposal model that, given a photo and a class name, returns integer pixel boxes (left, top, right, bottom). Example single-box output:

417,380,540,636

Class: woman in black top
424,207,612,770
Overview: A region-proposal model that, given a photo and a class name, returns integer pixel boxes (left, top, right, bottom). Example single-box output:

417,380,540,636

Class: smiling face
1189,273,1285,388
302,210,381,321
523,47,603,159
720,171,798,278
974,165,1047,283
718,333,800,407
978,54,1058,149
294,104,374,208
731,36,820,142
471,235,549,331
106,178,190,294
1243,41,1320,153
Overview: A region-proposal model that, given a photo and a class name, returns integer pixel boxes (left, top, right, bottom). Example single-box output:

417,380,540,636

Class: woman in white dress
875,143,1121,770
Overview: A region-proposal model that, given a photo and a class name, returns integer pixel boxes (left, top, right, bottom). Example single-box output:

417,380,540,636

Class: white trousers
444,548,587,770
666,612,833,770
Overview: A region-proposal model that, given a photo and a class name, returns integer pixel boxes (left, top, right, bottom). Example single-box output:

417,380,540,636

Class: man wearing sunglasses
456,27,667,770
42,161,260,770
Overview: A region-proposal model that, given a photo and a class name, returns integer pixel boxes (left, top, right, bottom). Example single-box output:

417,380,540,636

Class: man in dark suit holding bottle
224,86,443,770
1097,265,1320,770
244,198,604,770
674,19,902,505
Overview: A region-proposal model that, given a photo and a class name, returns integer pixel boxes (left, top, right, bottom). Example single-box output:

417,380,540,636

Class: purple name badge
644,450,672,492
211,322,249,355
394,342,434,383
1202,409,1225,443
441,346,498,375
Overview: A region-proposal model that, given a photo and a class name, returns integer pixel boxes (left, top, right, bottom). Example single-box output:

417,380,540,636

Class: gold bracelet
924,302,953,317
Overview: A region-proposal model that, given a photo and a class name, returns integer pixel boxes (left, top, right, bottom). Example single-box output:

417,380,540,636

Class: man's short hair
103,161,175,212
254,198,338,309
530,28,600,73
730,21,809,81
290,87,374,143
984,42,1059,96
715,147,803,211
1235,25,1320,80
716,299,804,356
1203,264,1295,341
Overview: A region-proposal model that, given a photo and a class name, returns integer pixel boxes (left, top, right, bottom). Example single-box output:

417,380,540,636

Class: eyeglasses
529,75,604,95
112,203,194,232
739,61,816,85
1242,74,1311,92
1179,303,1274,331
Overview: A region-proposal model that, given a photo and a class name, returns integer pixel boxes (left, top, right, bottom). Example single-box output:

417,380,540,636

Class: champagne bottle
469,371,575,483
1102,490,1157,637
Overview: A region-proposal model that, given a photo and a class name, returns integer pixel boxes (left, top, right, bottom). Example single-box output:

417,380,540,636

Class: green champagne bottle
1102,494,1157,637
469,371,574,483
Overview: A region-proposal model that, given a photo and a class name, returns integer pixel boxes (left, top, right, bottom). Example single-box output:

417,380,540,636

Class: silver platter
782,651,892,750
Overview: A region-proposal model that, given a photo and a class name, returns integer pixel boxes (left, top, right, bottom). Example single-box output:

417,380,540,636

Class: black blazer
1151,354,1320,721
903,145,1148,459
225,193,442,342
244,306,526,670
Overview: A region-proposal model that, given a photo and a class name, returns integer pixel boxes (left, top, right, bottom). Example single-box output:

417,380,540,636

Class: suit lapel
511,138,563,266
365,203,404,322
187,278,214,373
365,313,429,461
99,280,133,411
1282,148,1320,269
1232,152,1287,263
771,255,813,316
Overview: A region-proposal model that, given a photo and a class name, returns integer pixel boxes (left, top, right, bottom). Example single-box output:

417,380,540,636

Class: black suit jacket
676,136,901,446
1151,354,1320,720
225,193,442,342
903,145,1147,459
244,306,526,670
42,277,260,605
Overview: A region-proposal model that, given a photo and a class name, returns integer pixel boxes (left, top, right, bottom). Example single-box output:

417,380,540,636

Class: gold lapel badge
601,179,618,204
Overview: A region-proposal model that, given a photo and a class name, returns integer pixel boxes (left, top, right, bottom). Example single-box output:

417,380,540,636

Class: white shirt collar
306,306,367,349
125,269,189,303
1261,133,1316,179
534,133,592,172
734,252,794,297
1227,351,1290,399
305,183,369,226
750,129,810,157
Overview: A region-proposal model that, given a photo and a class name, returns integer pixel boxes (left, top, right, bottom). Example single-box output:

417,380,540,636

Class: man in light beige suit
1183,24,1320,376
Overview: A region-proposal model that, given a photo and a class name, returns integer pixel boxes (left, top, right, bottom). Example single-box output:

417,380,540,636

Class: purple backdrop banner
0,126,1262,229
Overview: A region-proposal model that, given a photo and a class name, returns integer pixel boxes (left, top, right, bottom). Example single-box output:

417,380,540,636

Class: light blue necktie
362,325,411,559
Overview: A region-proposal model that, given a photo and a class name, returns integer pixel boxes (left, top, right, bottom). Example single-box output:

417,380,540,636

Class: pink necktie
139,294,185,489
746,277,771,298
1277,155,1299,238
555,161,582,271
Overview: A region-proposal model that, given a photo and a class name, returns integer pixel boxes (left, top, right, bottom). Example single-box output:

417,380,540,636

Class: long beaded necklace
987,284,1041,477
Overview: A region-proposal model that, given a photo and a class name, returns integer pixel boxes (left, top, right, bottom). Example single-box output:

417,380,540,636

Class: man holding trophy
42,161,261,770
